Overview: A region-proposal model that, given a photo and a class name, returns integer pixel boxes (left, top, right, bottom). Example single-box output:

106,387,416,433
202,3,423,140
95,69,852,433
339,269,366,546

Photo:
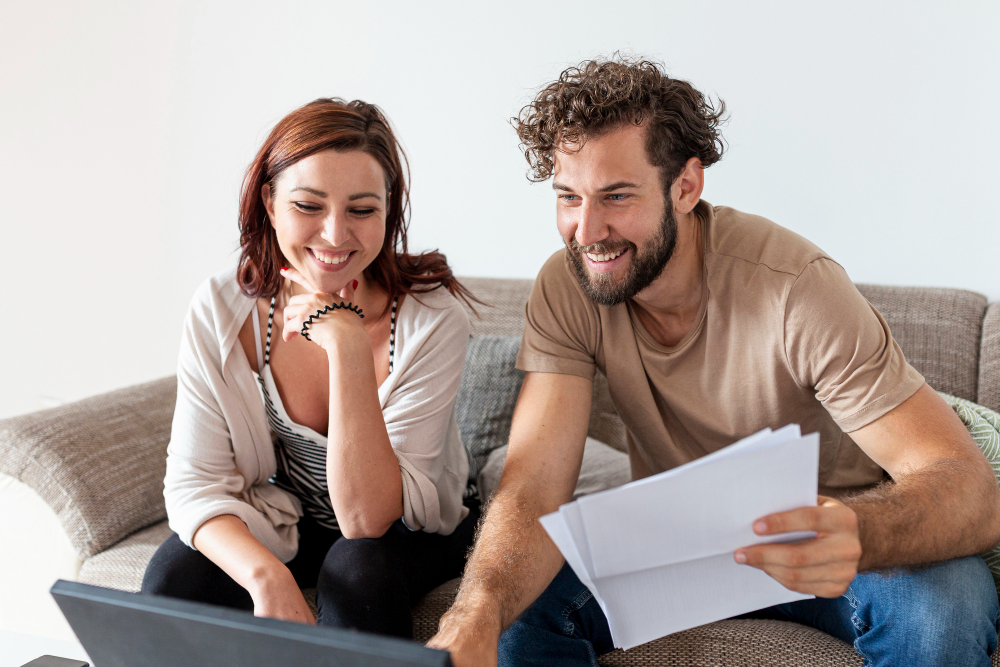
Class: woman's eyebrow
289,186,327,197
348,192,382,201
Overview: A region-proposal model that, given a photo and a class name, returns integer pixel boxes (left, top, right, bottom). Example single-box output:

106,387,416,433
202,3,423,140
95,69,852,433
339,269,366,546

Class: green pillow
939,392,1000,593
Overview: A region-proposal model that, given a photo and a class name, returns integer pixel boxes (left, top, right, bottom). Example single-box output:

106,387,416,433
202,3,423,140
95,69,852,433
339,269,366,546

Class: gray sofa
2,276,999,666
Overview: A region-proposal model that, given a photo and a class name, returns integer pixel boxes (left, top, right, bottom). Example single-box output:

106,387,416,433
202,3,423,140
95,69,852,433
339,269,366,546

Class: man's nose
575,200,609,248
321,212,350,246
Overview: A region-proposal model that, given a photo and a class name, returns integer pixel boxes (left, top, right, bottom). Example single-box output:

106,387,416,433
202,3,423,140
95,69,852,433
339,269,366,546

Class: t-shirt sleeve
516,250,601,379
783,258,925,432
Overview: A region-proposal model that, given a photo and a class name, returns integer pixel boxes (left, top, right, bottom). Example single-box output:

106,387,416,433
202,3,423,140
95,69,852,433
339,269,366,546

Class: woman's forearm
325,341,404,538
191,515,296,596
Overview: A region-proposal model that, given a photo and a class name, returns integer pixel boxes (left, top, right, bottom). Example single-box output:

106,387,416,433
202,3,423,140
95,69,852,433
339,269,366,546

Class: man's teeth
315,252,350,265
585,249,626,262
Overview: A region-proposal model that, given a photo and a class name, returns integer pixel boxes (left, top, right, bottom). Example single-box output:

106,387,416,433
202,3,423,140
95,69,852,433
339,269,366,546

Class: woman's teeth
585,248,625,263
314,251,350,265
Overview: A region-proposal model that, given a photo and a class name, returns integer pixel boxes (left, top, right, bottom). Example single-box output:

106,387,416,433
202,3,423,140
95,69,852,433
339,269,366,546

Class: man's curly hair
514,56,727,191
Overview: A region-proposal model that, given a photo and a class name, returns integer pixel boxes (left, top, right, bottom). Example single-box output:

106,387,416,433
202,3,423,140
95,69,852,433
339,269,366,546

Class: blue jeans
498,557,1000,667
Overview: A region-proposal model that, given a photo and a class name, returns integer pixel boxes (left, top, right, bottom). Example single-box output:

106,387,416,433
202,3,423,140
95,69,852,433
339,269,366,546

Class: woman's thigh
315,501,481,634
140,533,253,611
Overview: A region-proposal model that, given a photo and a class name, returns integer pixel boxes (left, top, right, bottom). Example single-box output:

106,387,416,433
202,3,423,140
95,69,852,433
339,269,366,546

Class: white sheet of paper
539,427,820,649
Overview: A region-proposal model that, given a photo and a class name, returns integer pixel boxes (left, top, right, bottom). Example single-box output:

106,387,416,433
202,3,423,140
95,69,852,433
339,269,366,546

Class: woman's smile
308,247,355,272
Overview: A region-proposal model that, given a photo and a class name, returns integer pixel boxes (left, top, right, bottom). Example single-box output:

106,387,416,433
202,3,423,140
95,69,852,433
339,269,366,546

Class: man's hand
428,606,499,667
734,495,862,598
426,371,594,667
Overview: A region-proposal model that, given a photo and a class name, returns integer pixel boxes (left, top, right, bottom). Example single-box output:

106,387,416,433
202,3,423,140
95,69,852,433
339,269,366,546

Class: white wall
2,0,998,419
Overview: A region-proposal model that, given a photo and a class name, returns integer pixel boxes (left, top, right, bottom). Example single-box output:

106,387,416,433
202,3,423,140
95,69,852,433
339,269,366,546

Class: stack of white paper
539,425,820,649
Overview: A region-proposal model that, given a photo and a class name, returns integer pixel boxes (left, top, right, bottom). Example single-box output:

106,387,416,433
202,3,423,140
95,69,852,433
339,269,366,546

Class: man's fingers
735,542,858,598
754,563,854,597
753,502,856,536
736,539,856,570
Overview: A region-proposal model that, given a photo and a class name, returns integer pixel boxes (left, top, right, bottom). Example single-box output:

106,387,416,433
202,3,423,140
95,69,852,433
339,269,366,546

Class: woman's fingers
277,268,361,344
279,265,319,293
337,279,359,303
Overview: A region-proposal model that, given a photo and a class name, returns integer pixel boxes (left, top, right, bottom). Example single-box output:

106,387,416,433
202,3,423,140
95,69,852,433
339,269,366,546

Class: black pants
141,500,480,639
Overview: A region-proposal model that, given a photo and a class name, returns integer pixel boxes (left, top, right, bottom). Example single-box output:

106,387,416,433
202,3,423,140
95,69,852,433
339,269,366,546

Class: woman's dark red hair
237,98,475,316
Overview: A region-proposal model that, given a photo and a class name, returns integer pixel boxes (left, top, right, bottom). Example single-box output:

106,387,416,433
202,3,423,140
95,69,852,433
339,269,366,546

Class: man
430,57,1000,666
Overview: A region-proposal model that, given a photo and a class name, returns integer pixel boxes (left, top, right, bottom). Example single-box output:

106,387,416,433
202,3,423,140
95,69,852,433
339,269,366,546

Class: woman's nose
321,212,351,246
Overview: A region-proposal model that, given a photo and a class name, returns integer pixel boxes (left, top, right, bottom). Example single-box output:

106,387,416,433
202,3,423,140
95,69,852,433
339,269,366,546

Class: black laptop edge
50,580,452,666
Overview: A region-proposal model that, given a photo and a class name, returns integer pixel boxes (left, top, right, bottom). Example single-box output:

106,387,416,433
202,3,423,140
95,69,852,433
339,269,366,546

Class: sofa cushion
856,284,987,402
0,376,176,560
78,520,172,592
941,393,1000,593
478,437,630,503
457,335,525,478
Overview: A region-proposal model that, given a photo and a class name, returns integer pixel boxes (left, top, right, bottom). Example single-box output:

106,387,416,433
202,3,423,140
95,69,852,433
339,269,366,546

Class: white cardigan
163,266,471,563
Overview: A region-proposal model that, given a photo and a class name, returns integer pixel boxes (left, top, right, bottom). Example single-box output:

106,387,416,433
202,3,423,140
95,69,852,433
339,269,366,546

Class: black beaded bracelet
300,301,364,341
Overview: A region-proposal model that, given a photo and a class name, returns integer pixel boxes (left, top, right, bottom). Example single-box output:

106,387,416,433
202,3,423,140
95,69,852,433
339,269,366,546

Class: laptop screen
51,580,452,667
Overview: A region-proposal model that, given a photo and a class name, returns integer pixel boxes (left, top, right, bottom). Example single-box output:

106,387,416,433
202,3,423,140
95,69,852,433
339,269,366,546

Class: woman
141,98,478,639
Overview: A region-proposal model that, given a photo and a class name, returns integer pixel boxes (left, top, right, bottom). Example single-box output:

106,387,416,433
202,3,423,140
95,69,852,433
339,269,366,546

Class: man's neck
629,209,706,348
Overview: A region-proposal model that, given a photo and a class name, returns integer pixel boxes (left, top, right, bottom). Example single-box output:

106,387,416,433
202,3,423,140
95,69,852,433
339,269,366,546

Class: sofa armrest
0,376,176,559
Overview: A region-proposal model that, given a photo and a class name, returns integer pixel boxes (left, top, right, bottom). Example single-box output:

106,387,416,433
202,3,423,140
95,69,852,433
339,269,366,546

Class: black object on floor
50,580,451,667
19,658,88,667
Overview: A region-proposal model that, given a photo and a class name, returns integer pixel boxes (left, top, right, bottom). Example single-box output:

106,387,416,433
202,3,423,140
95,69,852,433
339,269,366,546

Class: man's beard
567,199,678,306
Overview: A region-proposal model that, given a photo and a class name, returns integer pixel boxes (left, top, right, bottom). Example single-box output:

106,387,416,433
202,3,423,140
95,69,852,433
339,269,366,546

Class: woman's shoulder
181,265,257,360
187,265,254,320
398,285,471,334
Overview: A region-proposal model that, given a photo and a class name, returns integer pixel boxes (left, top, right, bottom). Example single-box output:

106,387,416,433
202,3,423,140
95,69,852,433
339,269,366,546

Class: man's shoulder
707,204,829,278
534,248,596,305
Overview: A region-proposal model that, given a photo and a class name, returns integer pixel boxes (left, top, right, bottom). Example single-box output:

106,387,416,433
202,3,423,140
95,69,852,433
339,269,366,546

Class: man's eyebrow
348,192,382,202
598,181,641,192
551,181,641,193
289,186,327,197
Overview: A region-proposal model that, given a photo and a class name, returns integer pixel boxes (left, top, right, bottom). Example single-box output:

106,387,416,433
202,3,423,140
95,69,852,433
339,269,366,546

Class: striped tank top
251,296,398,531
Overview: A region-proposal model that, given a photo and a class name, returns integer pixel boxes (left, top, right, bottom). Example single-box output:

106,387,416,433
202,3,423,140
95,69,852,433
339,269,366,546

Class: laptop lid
51,580,452,667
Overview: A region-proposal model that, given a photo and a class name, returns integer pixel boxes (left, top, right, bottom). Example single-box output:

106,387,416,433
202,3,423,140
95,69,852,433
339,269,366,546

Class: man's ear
671,157,705,215
261,182,276,228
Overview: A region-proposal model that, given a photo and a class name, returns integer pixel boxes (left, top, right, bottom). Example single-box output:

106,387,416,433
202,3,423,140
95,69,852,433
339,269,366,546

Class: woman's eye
293,202,321,212
352,208,376,217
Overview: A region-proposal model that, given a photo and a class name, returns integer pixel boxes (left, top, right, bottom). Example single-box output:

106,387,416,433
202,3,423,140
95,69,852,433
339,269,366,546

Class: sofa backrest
460,277,996,455
855,284,987,404
979,303,1000,413
460,277,628,452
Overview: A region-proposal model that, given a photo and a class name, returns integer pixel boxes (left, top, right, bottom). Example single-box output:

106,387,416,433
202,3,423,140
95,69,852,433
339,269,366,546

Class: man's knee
853,556,999,664
498,563,612,664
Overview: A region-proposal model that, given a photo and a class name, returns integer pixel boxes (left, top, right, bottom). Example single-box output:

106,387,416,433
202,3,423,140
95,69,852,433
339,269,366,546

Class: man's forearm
849,458,1000,571
442,482,565,636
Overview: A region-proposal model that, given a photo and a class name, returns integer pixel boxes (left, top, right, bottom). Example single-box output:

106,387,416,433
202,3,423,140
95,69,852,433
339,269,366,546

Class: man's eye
558,194,579,202
293,202,320,212
608,194,629,201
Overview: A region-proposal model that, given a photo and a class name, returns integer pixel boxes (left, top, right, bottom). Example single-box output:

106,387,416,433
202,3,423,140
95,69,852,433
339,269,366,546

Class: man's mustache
568,239,636,255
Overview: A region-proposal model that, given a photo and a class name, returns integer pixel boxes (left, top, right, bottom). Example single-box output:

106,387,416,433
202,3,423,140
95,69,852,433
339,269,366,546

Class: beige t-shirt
517,201,925,493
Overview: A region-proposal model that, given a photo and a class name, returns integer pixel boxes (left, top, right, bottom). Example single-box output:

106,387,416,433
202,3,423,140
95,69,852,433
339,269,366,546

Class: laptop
50,580,452,666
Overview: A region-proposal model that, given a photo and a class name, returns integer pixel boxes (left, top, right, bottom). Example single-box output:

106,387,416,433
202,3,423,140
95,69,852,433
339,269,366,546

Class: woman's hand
279,266,366,350
248,564,317,625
